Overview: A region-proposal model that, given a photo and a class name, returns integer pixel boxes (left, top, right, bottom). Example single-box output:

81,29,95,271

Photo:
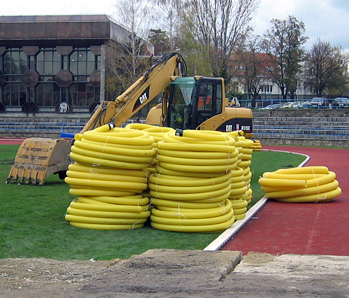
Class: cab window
169,83,193,129
195,80,222,127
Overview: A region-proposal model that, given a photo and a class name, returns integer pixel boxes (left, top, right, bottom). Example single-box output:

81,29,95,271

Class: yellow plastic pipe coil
227,134,254,208
148,129,252,232
64,124,155,230
259,166,342,202
230,198,249,220
250,140,262,151
125,123,175,173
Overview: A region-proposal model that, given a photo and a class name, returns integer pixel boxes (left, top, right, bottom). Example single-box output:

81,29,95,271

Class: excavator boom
81,53,186,132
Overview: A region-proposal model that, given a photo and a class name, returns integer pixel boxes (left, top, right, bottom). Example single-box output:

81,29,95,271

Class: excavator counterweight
6,138,71,185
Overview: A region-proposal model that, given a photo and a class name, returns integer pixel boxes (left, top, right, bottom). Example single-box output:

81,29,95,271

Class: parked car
311,98,326,107
282,102,299,109
311,98,338,108
299,101,312,108
259,103,282,110
334,97,349,108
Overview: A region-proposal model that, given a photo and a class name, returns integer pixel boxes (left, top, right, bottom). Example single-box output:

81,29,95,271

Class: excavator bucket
6,138,72,185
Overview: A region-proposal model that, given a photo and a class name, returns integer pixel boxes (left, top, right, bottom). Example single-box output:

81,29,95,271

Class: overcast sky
1,0,348,51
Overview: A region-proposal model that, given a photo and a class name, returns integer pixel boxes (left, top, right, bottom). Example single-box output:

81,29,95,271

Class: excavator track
6,138,72,185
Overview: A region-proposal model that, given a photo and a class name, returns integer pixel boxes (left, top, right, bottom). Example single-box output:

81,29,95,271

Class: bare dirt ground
1,249,349,298
0,257,114,297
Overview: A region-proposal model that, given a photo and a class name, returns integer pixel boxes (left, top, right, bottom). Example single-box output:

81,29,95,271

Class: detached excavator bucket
6,138,72,185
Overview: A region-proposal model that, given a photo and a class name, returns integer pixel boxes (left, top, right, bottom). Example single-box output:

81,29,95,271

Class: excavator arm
81,53,186,132
6,53,186,185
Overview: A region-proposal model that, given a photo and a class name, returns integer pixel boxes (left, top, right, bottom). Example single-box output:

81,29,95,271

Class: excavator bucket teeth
6,138,72,185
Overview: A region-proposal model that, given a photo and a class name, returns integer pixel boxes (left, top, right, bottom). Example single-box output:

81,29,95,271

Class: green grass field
0,145,305,260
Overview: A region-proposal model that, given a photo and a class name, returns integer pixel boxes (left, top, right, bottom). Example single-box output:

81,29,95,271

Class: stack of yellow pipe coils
229,198,248,220
251,140,262,151
259,166,342,202
125,123,175,174
226,134,254,220
235,136,254,169
125,123,175,143
149,130,237,232
64,124,155,230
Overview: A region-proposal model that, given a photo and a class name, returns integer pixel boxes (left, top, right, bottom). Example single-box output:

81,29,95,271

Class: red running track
0,138,25,145
222,146,349,256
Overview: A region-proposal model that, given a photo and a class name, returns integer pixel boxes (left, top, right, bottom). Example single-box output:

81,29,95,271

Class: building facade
0,15,153,115
231,52,313,105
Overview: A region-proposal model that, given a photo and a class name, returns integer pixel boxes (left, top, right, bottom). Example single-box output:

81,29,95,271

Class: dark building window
37,48,61,78
36,83,60,106
0,46,101,111
96,55,102,70
3,48,27,75
69,83,98,107
3,83,26,106
70,48,95,75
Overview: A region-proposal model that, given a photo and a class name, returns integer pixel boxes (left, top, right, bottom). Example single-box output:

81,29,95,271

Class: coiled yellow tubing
155,130,239,174
230,198,248,220
124,123,175,173
250,140,262,151
259,166,342,202
150,199,235,232
149,129,251,232
64,124,255,232
65,195,151,230
69,126,156,170
227,134,254,213
125,123,175,143
65,124,156,230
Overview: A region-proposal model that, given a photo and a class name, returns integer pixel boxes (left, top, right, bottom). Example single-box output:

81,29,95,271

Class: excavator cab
167,76,225,130
166,76,252,133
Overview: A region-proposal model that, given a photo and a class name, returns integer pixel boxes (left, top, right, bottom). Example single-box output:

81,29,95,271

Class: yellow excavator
7,53,253,185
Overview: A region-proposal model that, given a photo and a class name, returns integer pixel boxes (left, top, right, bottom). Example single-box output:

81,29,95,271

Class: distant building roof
0,14,154,54
0,15,110,23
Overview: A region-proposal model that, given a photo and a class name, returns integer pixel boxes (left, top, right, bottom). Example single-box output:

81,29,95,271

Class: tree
104,0,155,100
112,0,155,77
305,39,349,97
235,35,275,105
104,41,152,101
152,0,185,52
262,16,308,99
177,0,259,82
176,15,212,76
148,29,171,56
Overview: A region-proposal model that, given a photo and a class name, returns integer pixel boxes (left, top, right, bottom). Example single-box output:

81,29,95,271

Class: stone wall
253,108,349,147
255,108,349,118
